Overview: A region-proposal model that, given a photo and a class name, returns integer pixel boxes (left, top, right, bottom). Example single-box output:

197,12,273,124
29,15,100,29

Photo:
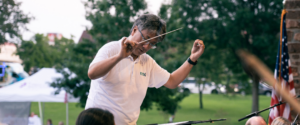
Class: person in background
245,116,267,125
28,112,41,125
46,119,53,125
76,108,115,125
58,121,64,125
271,117,291,125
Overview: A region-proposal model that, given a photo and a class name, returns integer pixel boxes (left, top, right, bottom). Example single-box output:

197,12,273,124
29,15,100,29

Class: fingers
123,38,136,47
121,37,127,45
124,38,136,52
126,40,136,47
194,39,205,48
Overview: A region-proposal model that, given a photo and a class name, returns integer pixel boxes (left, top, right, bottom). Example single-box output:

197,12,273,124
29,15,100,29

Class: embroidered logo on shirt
140,72,146,77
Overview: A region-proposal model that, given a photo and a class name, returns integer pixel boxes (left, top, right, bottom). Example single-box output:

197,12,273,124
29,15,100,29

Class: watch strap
187,57,197,65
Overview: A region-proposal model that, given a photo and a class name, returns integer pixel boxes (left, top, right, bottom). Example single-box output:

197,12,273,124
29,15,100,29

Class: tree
17,34,75,73
0,0,32,44
151,0,229,110
51,39,98,107
199,0,282,112
85,0,147,46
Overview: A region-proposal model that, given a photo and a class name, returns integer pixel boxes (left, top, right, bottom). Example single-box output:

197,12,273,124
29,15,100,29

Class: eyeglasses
137,28,157,49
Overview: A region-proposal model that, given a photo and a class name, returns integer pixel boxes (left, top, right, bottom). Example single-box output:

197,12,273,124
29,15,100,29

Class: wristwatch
187,57,197,65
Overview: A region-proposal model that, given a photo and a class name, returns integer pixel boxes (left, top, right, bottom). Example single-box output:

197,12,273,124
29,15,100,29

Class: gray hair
271,117,291,125
130,14,166,42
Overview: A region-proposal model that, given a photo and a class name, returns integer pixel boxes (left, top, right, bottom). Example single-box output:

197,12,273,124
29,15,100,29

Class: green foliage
0,0,32,44
142,87,190,115
17,34,75,72
51,39,98,107
201,0,280,74
85,0,147,45
147,0,231,110
52,36,75,67
50,0,191,115
149,0,228,84
198,0,282,111
18,34,55,72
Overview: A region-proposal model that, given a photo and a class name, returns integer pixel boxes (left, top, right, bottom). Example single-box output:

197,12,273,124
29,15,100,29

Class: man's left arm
164,39,205,89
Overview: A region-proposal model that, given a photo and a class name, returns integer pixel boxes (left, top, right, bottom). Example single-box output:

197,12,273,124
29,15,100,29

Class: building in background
47,33,62,45
284,0,300,123
0,43,22,63
78,30,94,43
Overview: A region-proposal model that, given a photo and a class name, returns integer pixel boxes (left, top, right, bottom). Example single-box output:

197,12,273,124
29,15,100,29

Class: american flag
268,9,295,124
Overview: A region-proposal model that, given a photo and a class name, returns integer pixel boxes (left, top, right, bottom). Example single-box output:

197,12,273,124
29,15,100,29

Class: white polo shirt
85,37,170,125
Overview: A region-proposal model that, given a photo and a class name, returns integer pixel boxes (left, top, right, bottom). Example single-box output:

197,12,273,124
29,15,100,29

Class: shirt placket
128,56,138,84
131,59,139,84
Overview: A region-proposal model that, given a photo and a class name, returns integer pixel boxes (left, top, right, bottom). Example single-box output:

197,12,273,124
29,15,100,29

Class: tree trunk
240,59,260,112
199,91,203,109
252,77,259,112
226,73,231,94
199,84,203,109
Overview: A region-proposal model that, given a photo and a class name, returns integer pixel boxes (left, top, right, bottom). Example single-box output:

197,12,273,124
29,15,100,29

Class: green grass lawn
30,102,84,125
31,94,271,125
138,94,271,125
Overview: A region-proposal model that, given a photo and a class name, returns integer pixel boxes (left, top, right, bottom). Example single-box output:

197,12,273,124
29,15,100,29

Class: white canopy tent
0,68,78,125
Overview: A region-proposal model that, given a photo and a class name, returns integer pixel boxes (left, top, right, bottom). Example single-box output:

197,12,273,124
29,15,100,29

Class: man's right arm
88,55,122,80
88,37,136,80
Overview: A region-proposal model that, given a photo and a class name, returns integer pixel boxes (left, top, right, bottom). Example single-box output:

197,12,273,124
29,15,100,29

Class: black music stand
148,118,227,125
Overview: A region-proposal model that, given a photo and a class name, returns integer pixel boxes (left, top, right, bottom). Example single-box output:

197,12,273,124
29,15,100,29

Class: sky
17,0,171,43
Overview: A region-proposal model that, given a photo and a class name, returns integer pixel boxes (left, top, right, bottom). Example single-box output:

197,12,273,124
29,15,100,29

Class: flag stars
275,19,292,86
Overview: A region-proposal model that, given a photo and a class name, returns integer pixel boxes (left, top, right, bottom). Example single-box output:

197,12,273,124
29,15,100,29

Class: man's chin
131,52,139,57
132,51,143,56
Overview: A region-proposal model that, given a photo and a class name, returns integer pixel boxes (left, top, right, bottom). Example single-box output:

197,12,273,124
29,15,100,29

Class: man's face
129,27,158,56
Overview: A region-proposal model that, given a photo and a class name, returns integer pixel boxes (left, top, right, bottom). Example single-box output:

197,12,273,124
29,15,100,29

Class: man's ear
130,26,138,36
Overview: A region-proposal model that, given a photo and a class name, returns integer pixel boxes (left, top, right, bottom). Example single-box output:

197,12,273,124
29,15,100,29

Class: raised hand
118,37,137,59
190,39,205,61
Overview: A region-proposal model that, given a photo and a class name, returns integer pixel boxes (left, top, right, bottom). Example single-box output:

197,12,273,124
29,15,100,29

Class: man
28,112,41,125
86,14,205,125
245,116,267,125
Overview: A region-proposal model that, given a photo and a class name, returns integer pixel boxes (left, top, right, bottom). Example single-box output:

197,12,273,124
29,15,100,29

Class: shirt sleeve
89,42,116,68
148,59,170,88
